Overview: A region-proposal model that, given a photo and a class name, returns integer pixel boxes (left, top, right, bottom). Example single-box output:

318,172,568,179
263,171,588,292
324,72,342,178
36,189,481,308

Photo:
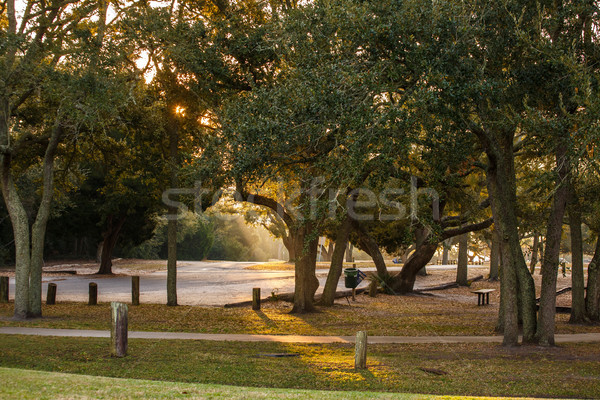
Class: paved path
3,261,409,306
3,262,488,306
1,327,599,344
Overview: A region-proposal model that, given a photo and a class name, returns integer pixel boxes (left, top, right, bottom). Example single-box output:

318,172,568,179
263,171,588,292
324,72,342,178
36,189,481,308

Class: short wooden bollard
46,283,57,305
0,276,8,303
131,276,140,306
355,331,368,370
111,302,128,357
252,288,261,310
88,282,98,305
368,280,378,297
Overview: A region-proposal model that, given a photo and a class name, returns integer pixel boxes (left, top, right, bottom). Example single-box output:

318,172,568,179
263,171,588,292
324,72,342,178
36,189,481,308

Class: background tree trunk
568,192,586,323
97,215,127,275
536,144,569,346
320,216,353,306
345,242,353,262
456,233,469,286
442,240,450,265
166,113,179,307
484,139,524,346
529,235,539,274
538,237,545,274
586,237,600,321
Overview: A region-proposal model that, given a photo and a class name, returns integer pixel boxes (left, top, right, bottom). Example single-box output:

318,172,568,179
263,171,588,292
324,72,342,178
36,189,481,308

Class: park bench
471,289,495,306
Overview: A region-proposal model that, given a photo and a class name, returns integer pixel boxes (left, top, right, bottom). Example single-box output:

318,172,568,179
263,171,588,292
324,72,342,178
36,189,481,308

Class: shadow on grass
254,310,278,329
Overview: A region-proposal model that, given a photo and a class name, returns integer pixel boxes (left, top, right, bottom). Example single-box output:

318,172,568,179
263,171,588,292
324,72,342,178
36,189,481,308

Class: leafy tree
1,0,133,318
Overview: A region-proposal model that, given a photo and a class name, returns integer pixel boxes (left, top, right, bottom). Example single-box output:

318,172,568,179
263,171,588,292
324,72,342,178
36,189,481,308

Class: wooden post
88,282,98,305
111,302,128,357
252,288,261,310
46,283,57,305
368,280,377,297
355,331,368,370
132,276,140,306
0,276,8,303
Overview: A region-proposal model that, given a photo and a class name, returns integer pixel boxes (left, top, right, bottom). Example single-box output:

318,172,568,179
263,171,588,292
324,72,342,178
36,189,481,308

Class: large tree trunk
536,144,569,346
1,123,61,319
484,134,535,345
28,128,60,316
586,236,600,321
456,233,469,286
320,216,353,306
392,242,438,293
290,223,320,313
97,215,127,275
568,191,586,324
489,228,500,281
354,224,388,277
0,167,31,320
529,235,539,274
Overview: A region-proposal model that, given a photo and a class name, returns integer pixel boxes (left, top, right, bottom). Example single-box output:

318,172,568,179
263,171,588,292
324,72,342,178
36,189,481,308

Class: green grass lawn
0,367,533,400
2,292,598,336
1,335,599,399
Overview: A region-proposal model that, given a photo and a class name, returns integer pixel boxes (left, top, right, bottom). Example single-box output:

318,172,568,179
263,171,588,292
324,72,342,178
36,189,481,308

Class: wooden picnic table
471,289,495,306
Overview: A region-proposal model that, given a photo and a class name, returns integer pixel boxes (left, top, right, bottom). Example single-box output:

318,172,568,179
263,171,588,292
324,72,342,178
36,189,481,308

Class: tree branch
236,182,295,229
442,217,493,240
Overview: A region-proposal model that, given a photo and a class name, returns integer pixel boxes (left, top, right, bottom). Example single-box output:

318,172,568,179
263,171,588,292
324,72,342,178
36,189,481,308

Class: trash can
344,268,358,289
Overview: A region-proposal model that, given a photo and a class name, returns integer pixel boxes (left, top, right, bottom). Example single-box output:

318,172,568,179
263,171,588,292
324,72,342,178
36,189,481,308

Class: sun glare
174,105,186,117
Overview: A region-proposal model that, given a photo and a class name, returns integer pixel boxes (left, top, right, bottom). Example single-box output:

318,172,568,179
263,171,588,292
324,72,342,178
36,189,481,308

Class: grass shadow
254,310,278,329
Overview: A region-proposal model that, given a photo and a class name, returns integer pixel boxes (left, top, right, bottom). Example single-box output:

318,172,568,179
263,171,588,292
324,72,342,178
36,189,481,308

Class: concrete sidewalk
1,327,599,344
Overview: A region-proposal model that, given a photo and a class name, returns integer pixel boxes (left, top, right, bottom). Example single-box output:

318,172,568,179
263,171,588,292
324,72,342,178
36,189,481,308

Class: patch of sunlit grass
1,289,598,336
1,336,600,398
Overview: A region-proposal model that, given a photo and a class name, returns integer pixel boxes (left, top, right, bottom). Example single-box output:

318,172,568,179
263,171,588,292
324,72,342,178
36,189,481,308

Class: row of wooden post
18,276,143,306
3,277,366,365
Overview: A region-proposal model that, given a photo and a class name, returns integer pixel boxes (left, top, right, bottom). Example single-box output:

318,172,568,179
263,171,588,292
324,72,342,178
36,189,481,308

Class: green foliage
126,212,214,261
